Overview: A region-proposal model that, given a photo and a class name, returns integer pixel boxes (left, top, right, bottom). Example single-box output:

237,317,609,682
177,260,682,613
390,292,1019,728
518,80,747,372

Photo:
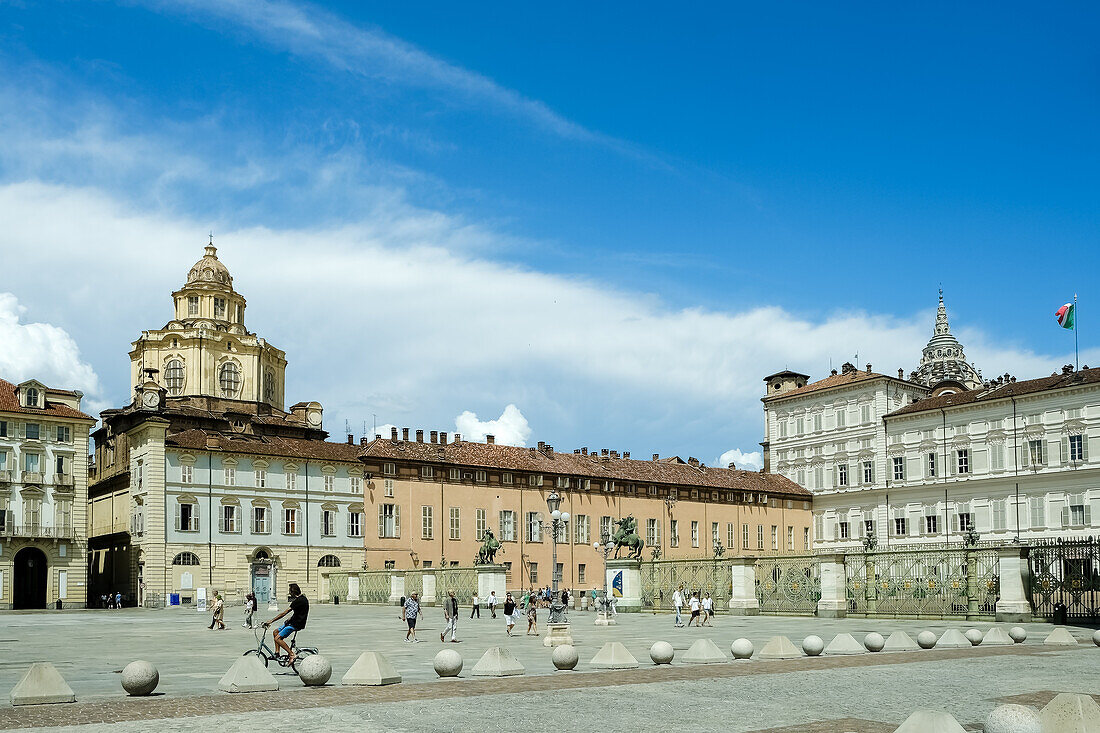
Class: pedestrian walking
687,592,701,627
115,591,122,609
503,593,517,636
440,590,460,643
470,592,481,618
701,593,714,626
208,592,226,630
488,590,498,619
672,584,685,627
402,591,421,642
526,592,538,635
243,592,256,628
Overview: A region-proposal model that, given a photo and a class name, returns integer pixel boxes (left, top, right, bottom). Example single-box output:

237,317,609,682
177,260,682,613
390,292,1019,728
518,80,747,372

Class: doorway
14,547,48,609
251,563,271,604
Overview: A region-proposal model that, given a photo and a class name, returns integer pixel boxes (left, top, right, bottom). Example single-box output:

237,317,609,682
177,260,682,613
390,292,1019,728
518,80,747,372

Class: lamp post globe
546,491,561,514
561,512,570,523
551,509,561,521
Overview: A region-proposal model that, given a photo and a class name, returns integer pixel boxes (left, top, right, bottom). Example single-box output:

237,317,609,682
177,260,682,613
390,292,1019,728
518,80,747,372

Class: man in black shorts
402,591,421,642
265,582,309,664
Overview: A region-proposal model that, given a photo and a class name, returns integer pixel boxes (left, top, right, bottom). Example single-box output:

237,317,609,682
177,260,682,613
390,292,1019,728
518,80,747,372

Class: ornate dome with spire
911,290,982,390
186,242,234,290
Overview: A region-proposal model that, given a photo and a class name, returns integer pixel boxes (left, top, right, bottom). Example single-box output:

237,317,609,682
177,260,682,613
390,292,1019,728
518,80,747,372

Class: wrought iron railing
1028,537,1100,622
754,555,820,615
359,570,391,604
0,524,75,539
438,567,479,604
639,558,732,609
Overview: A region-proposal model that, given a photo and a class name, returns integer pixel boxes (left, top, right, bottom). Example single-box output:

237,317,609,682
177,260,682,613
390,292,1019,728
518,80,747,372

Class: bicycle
243,623,317,673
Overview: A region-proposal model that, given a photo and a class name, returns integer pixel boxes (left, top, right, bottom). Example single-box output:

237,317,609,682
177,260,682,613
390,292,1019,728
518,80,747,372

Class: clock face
142,391,159,408
307,410,321,426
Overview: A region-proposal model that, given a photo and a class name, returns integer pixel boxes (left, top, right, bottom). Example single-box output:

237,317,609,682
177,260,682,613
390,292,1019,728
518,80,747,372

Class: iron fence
438,567,479,604
639,558,732,610
754,555,819,615
1028,537,1100,622
359,570,392,604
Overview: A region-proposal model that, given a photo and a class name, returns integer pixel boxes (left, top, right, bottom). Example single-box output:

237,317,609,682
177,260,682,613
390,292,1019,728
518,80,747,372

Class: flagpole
1074,293,1079,371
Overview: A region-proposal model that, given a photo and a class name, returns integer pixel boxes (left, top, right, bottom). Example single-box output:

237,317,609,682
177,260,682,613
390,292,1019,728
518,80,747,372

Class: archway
14,547,48,609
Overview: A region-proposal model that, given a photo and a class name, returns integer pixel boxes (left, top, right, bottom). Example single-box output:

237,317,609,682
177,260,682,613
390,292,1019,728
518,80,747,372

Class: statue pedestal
605,559,642,613
594,612,617,626
543,623,573,647
476,565,507,601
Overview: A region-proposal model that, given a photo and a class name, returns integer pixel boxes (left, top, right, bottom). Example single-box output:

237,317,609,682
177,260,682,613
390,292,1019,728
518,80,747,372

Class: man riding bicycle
263,582,309,664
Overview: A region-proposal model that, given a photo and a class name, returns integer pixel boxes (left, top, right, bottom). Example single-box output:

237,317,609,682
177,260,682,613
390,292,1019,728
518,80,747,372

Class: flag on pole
1056,302,1075,329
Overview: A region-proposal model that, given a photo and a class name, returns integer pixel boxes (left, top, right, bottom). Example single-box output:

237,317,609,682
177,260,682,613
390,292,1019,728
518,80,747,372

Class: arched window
219,361,241,397
255,550,270,560
172,552,200,566
263,368,276,402
165,359,185,395
317,555,341,568
25,388,39,407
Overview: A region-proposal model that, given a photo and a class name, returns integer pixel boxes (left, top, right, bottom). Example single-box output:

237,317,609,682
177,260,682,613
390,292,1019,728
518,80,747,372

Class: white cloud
716,448,763,472
454,404,531,447
0,292,105,412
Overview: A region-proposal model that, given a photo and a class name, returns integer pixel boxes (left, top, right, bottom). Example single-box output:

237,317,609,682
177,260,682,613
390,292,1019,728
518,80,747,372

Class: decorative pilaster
995,546,1032,622
727,557,760,615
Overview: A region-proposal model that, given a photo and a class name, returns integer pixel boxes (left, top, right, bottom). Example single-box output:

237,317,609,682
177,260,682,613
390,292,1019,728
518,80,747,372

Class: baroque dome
911,291,982,390
186,244,233,289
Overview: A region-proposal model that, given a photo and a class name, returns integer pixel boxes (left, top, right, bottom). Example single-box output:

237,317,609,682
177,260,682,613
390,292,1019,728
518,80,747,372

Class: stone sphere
1093,629,1100,647
298,654,332,686
801,635,824,656
434,648,463,677
965,628,984,646
553,644,580,670
985,703,1041,733
121,660,159,696
916,631,937,649
864,632,885,652
649,641,674,665
731,638,754,660
1009,626,1028,643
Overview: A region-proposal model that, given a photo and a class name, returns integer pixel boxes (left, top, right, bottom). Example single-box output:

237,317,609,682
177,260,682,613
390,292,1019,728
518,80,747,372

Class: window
804,527,810,550
214,297,226,318
421,505,434,540
529,474,543,487
0,421,5,437
645,518,660,547
421,466,434,479
742,523,749,549
927,452,937,477
476,470,487,483
990,444,1004,471
284,508,299,535
795,417,805,434
187,296,199,315
599,516,612,543
956,449,970,474
837,463,848,487
835,409,846,428
476,508,487,540
55,425,71,443
221,504,239,533
925,514,939,534
690,520,699,547
710,521,719,546
992,499,1007,531
180,464,192,484
224,467,235,486
0,452,6,471
256,469,266,488
23,452,40,473
324,475,334,492
956,506,974,532
893,517,907,536
813,413,823,432
252,506,268,533
787,525,794,549
57,500,72,530
25,423,40,441
383,462,396,476
1030,496,1046,528
1068,494,1089,526
322,509,336,536
861,404,872,424
235,304,243,323
771,525,778,550
379,503,399,538
502,472,513,485
448,468,460,481
449,507,461,540
383,478,393,497
578,564,586,583
573,514,589,544
176,501,197,532
287,471,297,491
263,368,276,402
862,461,874,484
218,362,241,397
54,455,66,476
778,421,787,438
499,510,516,541
670,519,679,548
757,524,764,550
350,477,361,494
172,552,200,566
1028,439,1045,466
165,359,185,395
348,511,363,537
892,456,905,481
528,562,538,585
526,512,542,542
318,555,340,567
24,388,39,408
1068,434,1086,463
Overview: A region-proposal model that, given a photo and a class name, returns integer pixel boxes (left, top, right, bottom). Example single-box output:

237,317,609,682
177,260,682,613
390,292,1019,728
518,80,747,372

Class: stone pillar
965,548,980,620
476,565,507,601
605,558,642,612
388,572,406,605
727,557,760,615
347,573,360,605
816,553,847,618
268,564,279,611
995,546,1032,623
421,569,437,606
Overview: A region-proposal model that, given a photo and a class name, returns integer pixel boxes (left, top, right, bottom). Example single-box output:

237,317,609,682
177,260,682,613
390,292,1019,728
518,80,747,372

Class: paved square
2,605,1098,731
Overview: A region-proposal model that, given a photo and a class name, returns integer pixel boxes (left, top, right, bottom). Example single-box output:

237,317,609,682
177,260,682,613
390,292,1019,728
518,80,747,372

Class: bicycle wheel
290,649,314,674
243,649,269,667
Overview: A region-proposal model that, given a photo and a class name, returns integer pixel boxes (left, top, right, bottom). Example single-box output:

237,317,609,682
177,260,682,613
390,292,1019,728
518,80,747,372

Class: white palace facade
763,293,1100,550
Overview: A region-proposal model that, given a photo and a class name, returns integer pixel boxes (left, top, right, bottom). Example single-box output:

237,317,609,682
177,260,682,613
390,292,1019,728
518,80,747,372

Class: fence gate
1029,538,1100,622
640,559,732,610
754,555,820,615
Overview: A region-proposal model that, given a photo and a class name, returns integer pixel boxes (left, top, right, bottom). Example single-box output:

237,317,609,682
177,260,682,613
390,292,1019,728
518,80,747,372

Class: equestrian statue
612,515,644,560
474,528,503,565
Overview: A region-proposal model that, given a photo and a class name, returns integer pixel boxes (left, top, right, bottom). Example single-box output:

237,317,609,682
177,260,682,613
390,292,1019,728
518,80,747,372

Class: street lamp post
545,491,570,596
592,531,615,605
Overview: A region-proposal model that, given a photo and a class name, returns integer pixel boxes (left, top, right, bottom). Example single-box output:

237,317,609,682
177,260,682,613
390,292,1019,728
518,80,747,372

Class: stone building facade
0,378,95,609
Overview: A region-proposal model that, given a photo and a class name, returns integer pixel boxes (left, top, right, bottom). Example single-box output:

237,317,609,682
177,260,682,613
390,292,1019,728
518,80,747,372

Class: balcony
0,524,75,540
0,470,10,484
53,473,74,490
21,471,43,485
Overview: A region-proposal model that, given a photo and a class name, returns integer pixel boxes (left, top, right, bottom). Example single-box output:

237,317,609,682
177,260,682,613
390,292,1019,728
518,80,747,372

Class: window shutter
1061,506,1070,528
1061,436,1069,465
1085,503,1093,526
952,512,959,532
1083,437,1090,461
1019,444,1029,468
174,502,181,531
378,505,385,538
394,504,401,538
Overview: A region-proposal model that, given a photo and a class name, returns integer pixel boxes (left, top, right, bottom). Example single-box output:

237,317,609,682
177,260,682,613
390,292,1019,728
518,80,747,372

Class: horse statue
612,515,644,560
475,528,503,565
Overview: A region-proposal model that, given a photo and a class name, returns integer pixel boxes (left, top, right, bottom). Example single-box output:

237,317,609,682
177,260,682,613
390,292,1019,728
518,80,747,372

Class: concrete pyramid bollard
10,662,76,705
1044,627,1079,646
985,704,1041,733
893,709,967,732
342,651,402,686
936,629,972,649
823,633,865,656
882,631,920,652
471,647,525,677
682,638,727,664
981,627,1014,646
218,655,279,693
757,636,801,660
589,642,639,670
1040,693,1100,732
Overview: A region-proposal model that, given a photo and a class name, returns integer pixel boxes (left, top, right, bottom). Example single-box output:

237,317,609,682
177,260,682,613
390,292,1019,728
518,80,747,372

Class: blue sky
0,1,1097,466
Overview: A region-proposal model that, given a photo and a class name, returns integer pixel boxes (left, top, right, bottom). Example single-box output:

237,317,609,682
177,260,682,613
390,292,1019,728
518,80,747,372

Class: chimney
440,432,448,445
866,363,872,373
416,429,424,443
347,434,354,445
430,430,438,443
652,453,659,461
538,441,545,451
727,462,736,469
454,433,461,442
831,369,838,376
610,450,619,459
486,434,495,444
545,445,553,454
688,457,699,467
402,427,410,441
360,437,368,446
391,427,399,440
582,448,588,455
623,451,630,459
601,448,609,457
573,449,580,454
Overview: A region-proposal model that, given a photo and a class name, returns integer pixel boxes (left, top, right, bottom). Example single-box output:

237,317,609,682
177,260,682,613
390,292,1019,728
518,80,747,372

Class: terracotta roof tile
166,429,363,462
0,378,95,421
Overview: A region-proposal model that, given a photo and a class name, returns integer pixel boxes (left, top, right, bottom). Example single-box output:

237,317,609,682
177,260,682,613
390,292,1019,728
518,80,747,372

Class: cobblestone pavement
3,605,1098,731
